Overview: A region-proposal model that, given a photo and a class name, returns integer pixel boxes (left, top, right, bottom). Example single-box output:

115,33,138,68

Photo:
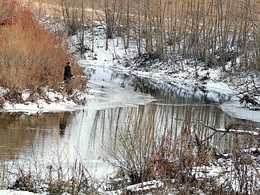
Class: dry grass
0,9,65,90
0,157,97,194
20,0,104,21
103,105,260,194
0,0,86,104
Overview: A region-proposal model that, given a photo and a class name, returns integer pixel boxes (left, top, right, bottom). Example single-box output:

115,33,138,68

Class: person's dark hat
67,61,71,65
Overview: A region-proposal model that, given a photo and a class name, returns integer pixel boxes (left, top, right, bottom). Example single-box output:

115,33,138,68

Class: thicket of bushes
103,105,260,194
0,0,84,94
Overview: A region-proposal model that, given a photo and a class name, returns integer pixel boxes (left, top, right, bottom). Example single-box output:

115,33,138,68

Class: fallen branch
204,125,259,136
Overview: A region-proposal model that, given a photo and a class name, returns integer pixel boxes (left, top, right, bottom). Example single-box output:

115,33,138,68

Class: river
0,66,259,178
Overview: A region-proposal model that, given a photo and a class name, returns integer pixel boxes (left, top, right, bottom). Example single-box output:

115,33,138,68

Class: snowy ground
0,85,94,114
0,190,35,195
220,101,260,122
0,21,259,194
74,24,259,123
0,22,259,122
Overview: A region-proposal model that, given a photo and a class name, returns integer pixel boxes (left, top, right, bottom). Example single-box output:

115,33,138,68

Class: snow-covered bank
0,190,35,195
193,148,260,194
1,21,259,122
0,86,93,114
220,101,260,123
72,25,259,122
3,99,76,114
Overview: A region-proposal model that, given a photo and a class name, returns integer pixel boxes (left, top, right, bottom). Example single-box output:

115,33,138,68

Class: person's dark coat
64,63,73,82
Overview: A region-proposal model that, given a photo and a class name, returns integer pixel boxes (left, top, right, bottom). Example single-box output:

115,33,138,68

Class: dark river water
0,66,259,173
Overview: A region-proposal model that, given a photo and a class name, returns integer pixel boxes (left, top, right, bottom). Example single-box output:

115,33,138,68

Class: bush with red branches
0,0,85,94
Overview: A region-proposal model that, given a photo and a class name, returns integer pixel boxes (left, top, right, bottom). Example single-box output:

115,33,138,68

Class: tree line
59,0,259,71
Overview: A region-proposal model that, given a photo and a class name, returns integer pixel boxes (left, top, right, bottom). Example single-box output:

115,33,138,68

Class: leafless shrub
0,1,87,104
104,105,260,194
0,158,97,194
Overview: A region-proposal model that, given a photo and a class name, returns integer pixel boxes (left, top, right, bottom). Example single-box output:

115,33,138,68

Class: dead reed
0,0,86,104
102,104,260,194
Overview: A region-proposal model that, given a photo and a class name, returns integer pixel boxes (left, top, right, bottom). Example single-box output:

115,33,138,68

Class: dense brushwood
0,0,84,92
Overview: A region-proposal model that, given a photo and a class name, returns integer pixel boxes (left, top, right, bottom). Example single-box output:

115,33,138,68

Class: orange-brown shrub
0,1,84,92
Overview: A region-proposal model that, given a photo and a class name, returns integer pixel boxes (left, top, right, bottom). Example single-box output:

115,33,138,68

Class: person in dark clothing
63,61,73,83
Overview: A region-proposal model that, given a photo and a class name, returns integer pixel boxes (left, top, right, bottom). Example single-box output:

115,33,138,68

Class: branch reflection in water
89,104,259,158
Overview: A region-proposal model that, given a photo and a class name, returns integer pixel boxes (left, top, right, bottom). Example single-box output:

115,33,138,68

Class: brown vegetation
0,0,85,100
104,105,260,194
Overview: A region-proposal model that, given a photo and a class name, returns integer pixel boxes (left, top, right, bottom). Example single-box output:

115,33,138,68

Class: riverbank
0,85,93,114
0,31,259,194
0,15,259,121
1,2,260,194
73,24,259,122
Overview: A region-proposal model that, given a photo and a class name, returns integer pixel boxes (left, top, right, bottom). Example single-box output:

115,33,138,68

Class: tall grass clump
0,155,97,194
103,105,260,194
0,0,85,96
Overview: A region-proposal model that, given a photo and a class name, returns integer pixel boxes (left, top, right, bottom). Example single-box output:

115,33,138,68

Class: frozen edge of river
0,63,259,123
0,28,259,123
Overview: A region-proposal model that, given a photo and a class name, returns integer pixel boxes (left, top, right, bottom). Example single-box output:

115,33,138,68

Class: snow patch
220,101,260,122
0,190,35,195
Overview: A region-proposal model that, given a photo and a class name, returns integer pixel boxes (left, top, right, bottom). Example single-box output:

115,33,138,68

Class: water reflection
90,104,259,155
86,66,227,105
0,112,74,161
0,66,259,163
59,112,71,136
